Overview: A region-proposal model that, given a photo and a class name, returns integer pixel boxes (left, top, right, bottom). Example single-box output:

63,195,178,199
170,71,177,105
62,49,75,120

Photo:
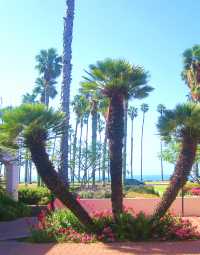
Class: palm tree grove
1,1,200,254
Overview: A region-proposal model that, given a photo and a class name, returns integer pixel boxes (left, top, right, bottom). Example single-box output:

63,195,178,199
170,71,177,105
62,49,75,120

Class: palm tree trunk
152,135,197,220
107,93,124,219
102,126,107,186
130,118,134,178
140,112,145,181
160,140,164,181
78,118,83,182
72,119,79,184
60,0,75,185
84,116,89,183
26,131,95,230
122,100,128,182
91,106,97,186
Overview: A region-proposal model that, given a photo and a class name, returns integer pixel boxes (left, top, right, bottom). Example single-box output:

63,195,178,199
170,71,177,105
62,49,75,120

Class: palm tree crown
128,106,138,120
157,102,200,140
81,58,153,99
182,45,200,101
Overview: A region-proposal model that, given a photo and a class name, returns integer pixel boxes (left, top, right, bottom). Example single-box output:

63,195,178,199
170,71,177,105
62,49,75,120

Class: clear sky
0,0,199,177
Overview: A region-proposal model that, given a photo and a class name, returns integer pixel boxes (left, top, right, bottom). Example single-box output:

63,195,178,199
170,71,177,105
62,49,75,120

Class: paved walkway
1,217,200,254
0,217,37,241
1,240,200,255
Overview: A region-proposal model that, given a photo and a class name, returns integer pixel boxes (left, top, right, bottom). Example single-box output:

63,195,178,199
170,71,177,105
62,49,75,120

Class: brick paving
1,240,200,255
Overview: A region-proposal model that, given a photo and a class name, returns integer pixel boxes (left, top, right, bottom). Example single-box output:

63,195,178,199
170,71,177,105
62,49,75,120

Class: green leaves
81,58,153,100
0,104,64,149
157,102,200,140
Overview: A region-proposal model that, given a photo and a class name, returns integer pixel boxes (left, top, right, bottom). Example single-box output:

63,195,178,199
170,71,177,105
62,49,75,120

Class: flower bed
29,207,200,243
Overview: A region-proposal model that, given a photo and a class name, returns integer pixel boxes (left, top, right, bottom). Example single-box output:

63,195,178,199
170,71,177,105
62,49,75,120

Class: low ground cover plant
30,208,200,243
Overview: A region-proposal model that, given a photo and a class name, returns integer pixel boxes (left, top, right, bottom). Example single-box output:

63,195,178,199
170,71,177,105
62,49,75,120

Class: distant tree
128,106,138,178
157,104,166,180
35,48,62,107
140,103,149,181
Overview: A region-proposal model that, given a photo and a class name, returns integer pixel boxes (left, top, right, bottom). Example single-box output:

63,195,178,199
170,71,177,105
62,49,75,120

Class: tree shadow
104,240,200,254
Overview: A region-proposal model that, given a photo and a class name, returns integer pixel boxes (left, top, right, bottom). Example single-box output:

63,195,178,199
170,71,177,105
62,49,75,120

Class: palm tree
128,106,138,178
60,0,75,184
33,78,58,105
122,100,128,183
81,58,153,219
157,104,166,181
140,103,149,181
71,94,88,182
153,102,200,220
182,45,200,101
0,104,94,229
22,93,37,104
35,48,62,107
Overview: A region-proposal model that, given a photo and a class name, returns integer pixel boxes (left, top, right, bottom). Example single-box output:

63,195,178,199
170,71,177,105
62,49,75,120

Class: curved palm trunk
60,0,75,185
153,135,197,220
140,112,145,181
122,100,128,182
26,131,95,230
107,93,124,219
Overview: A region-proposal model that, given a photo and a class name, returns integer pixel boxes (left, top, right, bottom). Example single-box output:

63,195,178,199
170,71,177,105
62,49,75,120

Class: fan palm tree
0,104,94,229
128,106,138,178
33,78,58,105
153,102,200,220
157,104,166,181
35,48,62,106
81,58,153,219
60,0,75,184
182,45,200,101
22,93,37,104
140,103,149,181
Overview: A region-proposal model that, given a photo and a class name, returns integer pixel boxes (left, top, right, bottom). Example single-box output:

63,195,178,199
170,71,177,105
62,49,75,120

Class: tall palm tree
0,104,94,229
35,49,62,107
128,106,138,178
140,103,149,181
33,78,58,105
122,100,128,183
153,102,200,220
60,0,75,184
182,45,200,101
81,58,153,219
157,104,166,181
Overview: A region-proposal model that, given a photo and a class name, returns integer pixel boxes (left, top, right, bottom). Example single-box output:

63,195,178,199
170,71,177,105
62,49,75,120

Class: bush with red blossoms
190,187,200,196
29,208,200,243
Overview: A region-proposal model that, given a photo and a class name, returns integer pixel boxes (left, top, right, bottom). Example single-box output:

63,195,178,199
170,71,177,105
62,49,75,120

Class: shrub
190,187,200,196
0,190,31,221
30,208,200,243
124,185,159,197
183,182,200,194
18,186,51,205
78,190,111,199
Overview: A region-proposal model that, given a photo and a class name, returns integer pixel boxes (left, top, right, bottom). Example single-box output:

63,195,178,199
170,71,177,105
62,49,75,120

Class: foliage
18,186,51,205
30,209,200,243
0,190,31,221
124,185,159,196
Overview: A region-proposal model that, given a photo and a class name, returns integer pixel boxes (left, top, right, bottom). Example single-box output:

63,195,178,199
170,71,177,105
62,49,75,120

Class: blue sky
0,0,199,176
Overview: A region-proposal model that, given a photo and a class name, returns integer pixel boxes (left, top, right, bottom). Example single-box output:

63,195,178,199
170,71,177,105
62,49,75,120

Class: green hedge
0,191,31,221
18,186,51,205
